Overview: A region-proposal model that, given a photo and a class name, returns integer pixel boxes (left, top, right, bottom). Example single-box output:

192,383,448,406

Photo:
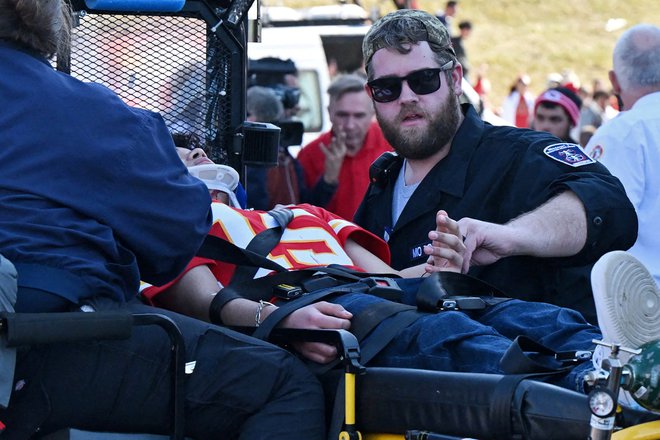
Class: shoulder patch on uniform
589,144,604,161
543,143,596,167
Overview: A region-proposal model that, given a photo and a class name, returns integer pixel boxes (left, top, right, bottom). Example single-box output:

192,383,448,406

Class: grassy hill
279,0,660,110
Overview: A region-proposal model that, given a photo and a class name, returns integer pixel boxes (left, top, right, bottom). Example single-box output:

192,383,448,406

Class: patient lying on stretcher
141,144,660,414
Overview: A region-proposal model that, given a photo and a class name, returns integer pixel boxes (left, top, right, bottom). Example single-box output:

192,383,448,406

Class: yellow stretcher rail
612,421,660,440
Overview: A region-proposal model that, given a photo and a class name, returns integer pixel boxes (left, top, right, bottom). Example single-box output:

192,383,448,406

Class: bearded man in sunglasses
354,9,637,324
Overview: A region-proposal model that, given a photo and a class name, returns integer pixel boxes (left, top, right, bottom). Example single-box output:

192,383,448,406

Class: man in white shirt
587,24,660,288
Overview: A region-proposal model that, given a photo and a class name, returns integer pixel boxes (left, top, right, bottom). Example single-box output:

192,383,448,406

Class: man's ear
364,83,373,99
452,63,464,96
608,70,621,95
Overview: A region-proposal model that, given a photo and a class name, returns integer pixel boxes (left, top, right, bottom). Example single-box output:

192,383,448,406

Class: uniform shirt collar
631,90,660,111
0,40,53,68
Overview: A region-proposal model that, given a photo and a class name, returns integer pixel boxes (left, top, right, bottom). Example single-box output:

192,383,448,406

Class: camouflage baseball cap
362,9,455,67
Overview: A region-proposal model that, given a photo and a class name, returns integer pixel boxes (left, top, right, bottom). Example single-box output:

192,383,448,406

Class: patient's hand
424,210,465,273
279,302,352,364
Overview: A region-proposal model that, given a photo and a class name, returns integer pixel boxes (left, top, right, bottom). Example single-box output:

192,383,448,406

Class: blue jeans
332,277,600,392
1,300,325,440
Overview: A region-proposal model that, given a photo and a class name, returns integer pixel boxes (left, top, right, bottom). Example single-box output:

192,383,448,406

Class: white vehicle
248,26,333,150
248,4,371,151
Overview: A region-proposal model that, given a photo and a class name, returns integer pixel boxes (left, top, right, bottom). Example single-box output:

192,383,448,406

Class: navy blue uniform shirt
0,41,212,306
355,105,637,323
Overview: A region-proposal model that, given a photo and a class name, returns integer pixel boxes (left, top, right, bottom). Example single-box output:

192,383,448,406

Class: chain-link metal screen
57,9,242,164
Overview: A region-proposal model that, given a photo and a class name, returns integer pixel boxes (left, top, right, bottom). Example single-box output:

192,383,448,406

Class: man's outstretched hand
424,210,466,273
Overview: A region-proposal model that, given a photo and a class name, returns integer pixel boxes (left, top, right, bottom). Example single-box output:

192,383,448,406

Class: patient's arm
157,264,351,363
155,264,218,321
155,264,267,325
345,210,465,277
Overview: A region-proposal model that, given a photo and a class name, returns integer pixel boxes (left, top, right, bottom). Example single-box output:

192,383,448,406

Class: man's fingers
314,301,352,319
437,212,462,238
428,230,465,252
425,244,461,261
424,243,464,273
316,315,351,330
461,235,476,272
319,142,331,156
296,342,338,364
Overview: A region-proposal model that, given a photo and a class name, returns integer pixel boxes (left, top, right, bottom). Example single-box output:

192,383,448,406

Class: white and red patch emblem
543,143,596,167
589,144,604,161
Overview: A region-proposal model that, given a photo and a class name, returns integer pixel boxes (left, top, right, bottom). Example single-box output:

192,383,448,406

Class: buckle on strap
556,350,593,363
272,284,304,301
438,296,488,311
359,277,402,301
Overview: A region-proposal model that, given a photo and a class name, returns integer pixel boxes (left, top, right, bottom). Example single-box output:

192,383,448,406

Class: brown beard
377,86,461,161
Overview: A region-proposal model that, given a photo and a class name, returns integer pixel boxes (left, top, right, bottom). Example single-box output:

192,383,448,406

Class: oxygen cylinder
623,340,660,412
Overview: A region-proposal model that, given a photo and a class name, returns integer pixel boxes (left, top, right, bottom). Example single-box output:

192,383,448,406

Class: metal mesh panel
59,11,237,163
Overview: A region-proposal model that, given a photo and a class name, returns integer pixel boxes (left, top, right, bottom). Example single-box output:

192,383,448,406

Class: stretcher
34,1,659,438
1,311,658,440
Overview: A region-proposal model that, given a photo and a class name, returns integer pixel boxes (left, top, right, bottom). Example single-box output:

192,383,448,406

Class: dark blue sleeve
115,108,211,284
47,97,212,286
552,172,638,263
503,134,638,266
244,166,270,210
94,107,213,285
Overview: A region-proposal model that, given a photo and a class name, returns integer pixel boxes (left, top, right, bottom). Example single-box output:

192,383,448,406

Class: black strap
233,228,287,281
197,207,294,276
349,301,416,342
307,301,420,376
251,283,369,340
198,234,286,274
204,260,381,304
201,207,294,323
416,271,507,304
208,288,241,325
210,266,360,302
489,374,528,440
500,335,590,375
490,337,592,440
358,309,423,365
489,335,595,439
267,206,295,229
197,208,376,303
414,271,513,315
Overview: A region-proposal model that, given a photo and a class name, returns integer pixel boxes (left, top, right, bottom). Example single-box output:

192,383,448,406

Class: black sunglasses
367,61,454,103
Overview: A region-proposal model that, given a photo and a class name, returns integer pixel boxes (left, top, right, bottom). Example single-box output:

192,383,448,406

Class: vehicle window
296,69,323,133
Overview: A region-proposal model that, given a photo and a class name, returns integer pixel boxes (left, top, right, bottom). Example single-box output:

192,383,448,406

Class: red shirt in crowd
297,122,392,221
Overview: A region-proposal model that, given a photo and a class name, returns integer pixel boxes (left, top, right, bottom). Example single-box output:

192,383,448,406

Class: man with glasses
354,9,637,324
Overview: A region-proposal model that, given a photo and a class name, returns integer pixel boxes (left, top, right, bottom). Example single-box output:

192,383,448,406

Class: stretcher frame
2,312,658,439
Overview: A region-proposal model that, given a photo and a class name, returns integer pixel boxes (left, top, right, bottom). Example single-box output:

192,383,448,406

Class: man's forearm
506,191,587,257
